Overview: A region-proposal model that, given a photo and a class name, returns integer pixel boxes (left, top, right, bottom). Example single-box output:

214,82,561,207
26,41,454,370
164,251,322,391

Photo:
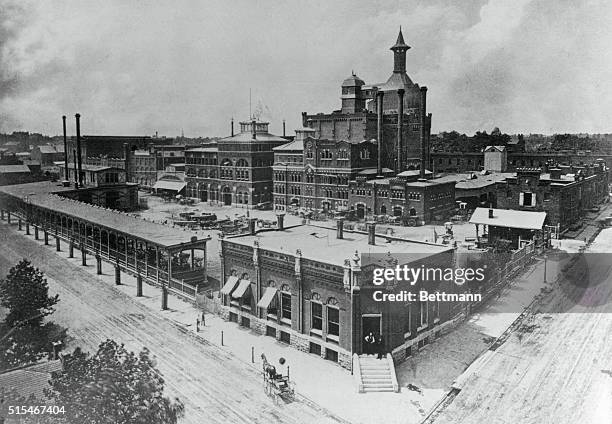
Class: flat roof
0,164,31,173
434,172,515,190
0,182,204,248
58,163,121,172
469,207,546,230
227,225,450,266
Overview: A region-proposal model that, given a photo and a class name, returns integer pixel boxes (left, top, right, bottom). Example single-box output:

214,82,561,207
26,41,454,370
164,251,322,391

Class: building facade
217,221,462,368
495,162,609,232
184,121,287,206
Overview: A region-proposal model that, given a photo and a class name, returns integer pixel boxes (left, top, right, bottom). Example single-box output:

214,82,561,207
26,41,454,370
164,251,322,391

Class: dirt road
429,230,612,424
0,222,347,424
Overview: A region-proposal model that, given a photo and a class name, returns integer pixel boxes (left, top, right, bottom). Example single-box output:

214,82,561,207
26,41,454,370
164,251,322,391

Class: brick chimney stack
376,90,384,176
75,113,83,187
367,222,376,245
337,218,344,239
276,213,285,231
419,87,428,179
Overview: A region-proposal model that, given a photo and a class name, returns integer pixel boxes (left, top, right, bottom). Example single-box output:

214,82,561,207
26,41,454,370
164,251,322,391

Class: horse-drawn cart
261,354,295,403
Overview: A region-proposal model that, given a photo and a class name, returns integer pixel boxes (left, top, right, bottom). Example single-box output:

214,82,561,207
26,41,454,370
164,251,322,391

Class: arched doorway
409,207,417,216
222,187,232,205
393,206,403,217
356,204,365,219
380,205,387,215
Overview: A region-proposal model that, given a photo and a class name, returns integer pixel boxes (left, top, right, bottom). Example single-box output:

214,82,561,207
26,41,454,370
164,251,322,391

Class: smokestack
231,118,234,137
488,208,494,219
62,116,69,185
367,222,376,245
276,213,285,231
301,112,307,127
72,149,78,188
419,87,427,179
123,143,130,182
376,90,384,176
396,89,405,174
336,218,344,239
283,119,286,137
249,218,257,235
75,113,83,187
251,120,256,140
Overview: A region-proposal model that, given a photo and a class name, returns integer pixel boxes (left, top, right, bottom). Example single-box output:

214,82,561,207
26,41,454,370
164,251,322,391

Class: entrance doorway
361,314,381,354
222,187,232,205
356,204,365,219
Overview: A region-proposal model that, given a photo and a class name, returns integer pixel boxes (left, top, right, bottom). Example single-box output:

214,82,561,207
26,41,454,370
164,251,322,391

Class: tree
0,259,58,328
46,340,184,424
0,259,65,371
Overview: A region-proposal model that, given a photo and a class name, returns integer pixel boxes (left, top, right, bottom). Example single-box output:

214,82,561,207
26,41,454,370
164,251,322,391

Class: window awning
231,279,251,299
257,287,278,309
220,276,239,295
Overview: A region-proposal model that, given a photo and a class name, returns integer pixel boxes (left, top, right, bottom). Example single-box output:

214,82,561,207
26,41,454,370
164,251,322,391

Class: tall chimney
75,113,83,187
419,87,427,179
231,118,234,137
251,120,256,140
376,90,384,176
367,221,376,245
488,208,494,219
249,218,257,235
276,213,285,231
62,116,69,184
301,112,307,127
337,218,344,239
396,89,405,174
123,143,130,183
72,149,78,188
283,119,286,137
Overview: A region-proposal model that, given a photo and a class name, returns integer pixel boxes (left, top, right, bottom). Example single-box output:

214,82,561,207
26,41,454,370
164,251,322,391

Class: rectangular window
327,306,339,337
281,292,292,321
420,301,428,327
311,302,322,332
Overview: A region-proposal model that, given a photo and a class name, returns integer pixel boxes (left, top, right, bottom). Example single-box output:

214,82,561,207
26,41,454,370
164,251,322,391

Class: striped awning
220,276,239,295
257,287,278,308
231,280,251,299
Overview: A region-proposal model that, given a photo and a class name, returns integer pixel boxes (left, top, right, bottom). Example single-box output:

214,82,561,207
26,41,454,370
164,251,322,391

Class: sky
1,0,611,138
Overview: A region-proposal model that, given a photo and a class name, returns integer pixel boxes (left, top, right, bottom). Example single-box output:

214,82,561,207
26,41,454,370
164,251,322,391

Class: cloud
0,0,611,136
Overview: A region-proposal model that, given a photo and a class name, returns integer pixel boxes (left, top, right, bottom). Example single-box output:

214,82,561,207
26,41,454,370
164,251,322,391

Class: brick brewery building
495,161,609,232
185,120,287,206
217,219,463,369
272,30,455,224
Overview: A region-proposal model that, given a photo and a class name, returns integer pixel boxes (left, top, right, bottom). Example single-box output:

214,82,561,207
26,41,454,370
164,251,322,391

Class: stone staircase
354,354,399,393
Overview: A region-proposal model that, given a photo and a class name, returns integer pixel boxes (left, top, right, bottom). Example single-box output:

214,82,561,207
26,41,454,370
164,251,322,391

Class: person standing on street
364,332,375,355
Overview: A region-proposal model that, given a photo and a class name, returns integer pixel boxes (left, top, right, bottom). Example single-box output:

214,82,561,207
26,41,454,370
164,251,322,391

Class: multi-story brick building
184,120,287,206
302,29,431,174
495,161,609,232
272,127,384,211
217,220,462,368
348,172,455,224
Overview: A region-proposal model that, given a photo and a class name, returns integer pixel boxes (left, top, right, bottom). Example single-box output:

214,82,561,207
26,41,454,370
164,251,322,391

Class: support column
34,226,39,240
6,212,10,224
44,230,49,245
96,254,102,275
396,88,405,174
18,219,22,231
136,275,143,297
69,240,74,258
81,245,87,266
0,210,4,220
161,285,168,310
56,236,61,252
25,222,30,235
115,262,121,285
376,90,384,176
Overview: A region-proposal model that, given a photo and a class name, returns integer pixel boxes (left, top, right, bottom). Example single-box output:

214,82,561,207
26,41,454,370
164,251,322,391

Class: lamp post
543,253,548,284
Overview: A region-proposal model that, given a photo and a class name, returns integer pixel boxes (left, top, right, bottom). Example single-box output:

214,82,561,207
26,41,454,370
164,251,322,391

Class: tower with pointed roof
391,27,410,74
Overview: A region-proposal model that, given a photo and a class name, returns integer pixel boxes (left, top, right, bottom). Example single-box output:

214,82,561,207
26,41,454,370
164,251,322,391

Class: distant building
483,145,507,172
184,120,286,206
0,164,33,186
495,161,609,232
58,163,138,210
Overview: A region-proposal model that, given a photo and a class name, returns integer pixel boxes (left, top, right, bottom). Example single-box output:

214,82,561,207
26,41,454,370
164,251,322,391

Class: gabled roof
0,164,31,173
484,145,506,152
273,139,304,152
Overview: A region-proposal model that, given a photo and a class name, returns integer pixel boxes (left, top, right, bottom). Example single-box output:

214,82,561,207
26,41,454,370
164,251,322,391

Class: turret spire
390,27,410,73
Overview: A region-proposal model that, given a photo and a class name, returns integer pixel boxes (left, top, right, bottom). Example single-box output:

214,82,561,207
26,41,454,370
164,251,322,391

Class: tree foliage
0,259,65,371
46,340,184,424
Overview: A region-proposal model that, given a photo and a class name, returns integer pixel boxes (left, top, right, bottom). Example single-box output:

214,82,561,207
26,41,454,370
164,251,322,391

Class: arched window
326,297,340,338
280,284,292,321
311,292,322,332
